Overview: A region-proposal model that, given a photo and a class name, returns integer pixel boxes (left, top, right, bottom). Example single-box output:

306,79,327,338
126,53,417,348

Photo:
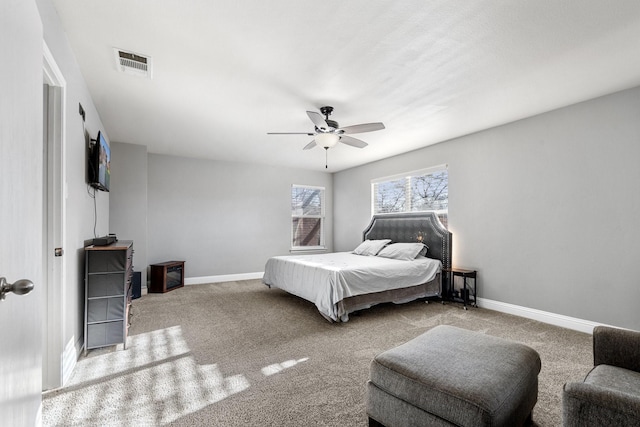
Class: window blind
372,165,448,227
291,185,325,249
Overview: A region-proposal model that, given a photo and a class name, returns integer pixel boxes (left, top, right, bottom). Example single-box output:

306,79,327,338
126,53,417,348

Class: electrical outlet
78,103,85,122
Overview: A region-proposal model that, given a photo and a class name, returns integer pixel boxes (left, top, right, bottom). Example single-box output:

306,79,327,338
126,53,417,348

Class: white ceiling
51,0,640,172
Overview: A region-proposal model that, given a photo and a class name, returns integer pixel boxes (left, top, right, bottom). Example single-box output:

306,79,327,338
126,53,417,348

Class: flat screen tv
89,130,111,192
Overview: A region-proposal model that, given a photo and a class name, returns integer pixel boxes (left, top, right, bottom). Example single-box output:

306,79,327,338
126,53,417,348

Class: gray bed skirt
335,273,442,321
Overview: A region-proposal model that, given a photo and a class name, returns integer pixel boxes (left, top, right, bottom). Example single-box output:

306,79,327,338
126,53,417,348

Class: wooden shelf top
85,240,133,251
443,267,477,274
150,260,184,267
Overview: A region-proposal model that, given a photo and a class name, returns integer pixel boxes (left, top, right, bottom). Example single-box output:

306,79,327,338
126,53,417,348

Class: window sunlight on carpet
261,358,309,376
44,326,308,426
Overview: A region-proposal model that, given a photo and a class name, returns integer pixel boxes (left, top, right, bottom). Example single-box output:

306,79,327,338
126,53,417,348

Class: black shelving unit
84,240,133,355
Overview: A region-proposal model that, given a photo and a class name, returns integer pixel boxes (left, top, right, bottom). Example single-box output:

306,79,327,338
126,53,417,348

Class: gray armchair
563,326,640,426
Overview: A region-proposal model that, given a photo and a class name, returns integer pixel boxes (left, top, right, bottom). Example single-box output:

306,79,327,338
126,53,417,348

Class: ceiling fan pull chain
325,147,329,169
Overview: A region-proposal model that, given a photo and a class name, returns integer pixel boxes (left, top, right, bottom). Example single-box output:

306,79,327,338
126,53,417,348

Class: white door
0,1,44,425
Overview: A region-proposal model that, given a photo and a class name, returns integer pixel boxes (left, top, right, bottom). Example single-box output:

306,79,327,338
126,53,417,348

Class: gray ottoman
367,325,541,427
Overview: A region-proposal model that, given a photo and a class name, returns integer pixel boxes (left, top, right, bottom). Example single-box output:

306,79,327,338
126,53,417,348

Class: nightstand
443,267,477,310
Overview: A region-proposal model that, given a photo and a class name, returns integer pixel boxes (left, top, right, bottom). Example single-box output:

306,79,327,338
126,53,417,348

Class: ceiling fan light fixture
316,133,339,148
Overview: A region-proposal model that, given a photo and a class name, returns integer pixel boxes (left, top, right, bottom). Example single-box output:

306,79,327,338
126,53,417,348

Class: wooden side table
149,261,185,293
443,267,477,310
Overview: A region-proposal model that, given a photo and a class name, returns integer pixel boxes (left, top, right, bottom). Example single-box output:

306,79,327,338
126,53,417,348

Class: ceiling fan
268,106,385,167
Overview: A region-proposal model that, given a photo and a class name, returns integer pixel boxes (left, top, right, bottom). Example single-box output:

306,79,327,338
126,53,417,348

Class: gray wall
37,0,110,356
109,142,148,286
146,154,333,278
334,86,640,330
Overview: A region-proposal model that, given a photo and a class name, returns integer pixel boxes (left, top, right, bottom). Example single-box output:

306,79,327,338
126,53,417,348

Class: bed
263,212,452,322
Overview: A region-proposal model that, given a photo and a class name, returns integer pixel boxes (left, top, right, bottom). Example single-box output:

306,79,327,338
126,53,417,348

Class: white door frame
42,41,70,390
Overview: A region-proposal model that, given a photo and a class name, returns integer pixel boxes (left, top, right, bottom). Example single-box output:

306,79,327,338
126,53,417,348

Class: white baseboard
184,272,264,285
62,336,77,385
476,297,608,334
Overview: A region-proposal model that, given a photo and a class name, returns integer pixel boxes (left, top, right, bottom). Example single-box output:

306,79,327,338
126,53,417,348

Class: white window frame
371,165,448,225
291,184,326,251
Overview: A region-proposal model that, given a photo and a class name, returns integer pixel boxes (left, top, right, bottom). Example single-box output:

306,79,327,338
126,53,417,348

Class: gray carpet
43,280,592,426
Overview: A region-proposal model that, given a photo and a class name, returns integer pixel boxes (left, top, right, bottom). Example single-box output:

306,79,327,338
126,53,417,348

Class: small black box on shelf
132,271,142,299
92,235,117,246
460,287,469,301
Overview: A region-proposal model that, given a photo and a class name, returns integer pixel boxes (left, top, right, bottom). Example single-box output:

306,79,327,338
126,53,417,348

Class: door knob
0,277,34,301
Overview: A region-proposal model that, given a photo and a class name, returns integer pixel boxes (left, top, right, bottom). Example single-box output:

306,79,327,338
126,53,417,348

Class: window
372,166,448,228
291,185,325,249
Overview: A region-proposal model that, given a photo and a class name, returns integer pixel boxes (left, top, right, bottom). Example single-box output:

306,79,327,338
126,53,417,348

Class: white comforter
263,252,441,321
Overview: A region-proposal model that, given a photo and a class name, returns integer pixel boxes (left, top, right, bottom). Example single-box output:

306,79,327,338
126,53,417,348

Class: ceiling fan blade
303,140,317,150
339,122,385,134
267,132,315,135
339,135,368,148
307,111,330,130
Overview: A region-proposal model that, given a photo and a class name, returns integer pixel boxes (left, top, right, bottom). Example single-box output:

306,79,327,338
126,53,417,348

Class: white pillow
353,239,392,256
377,243,426,261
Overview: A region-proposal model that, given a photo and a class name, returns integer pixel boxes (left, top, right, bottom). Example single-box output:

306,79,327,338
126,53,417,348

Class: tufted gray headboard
362,212,452,269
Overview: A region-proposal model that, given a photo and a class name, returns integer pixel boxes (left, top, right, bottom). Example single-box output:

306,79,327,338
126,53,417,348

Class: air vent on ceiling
113,48,153,78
